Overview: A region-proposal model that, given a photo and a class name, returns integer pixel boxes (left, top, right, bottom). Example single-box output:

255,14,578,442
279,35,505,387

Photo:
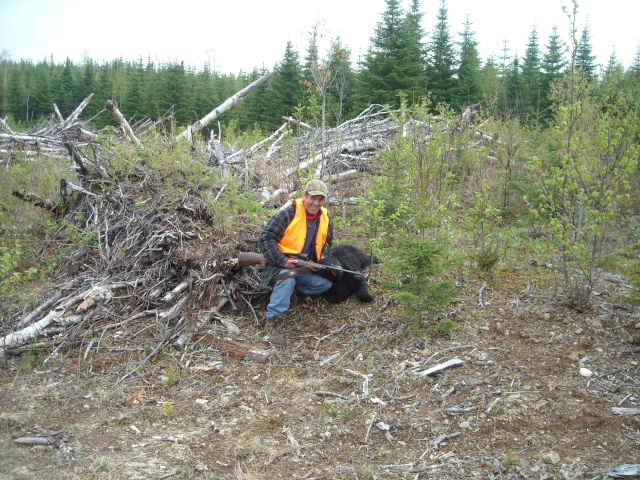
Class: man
258,180,334,346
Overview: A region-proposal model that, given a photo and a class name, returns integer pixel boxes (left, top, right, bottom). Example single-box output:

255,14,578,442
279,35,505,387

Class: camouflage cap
305,180,328,198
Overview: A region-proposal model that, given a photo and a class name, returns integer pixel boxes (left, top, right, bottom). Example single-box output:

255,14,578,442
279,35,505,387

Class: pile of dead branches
1,164,265,357
0,86,493,362
1,98,267,359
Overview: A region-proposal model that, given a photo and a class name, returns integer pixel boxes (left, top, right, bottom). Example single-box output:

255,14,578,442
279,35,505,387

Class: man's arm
258,205,295,267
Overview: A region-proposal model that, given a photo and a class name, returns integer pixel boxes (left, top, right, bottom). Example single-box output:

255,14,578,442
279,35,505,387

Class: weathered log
0,116,16,135
1,307,66,355
105,99,143,148
246,121,289,157
161,281,190,303
1,283,136,354
198,335,269,363
63,140,89,175
611,407,640,416
415,358,464,377
603,464,640,478
282,116,312,130
329,169,358,182
11,189,64,216
14,432,65,446
172,297,231,349
61,178,100,197
209,137,229,177
58,93,94,130
18,292,64,327
178,70,277,140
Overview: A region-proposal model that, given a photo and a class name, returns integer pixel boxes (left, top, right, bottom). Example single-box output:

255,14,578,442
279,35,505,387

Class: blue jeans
266,270,332,320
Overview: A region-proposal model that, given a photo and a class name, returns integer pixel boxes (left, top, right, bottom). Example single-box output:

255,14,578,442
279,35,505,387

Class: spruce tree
502,56,524,120
456,16,483,107
520,24,543,123
122,59,144,120
357,0,424,108
58,57,76,116
142,58,158,120
30,60,54,122
7,62,27,124
0,50,9,115
540,26,568,120
157,62,192,126
357,0,404,107
301,22,321,110
630,44,640,79
425,0,457,108
191,63,213,133
400,0,427,103
267,41,303,125
575,22,597,79
480,56,501,102
79,59,100,120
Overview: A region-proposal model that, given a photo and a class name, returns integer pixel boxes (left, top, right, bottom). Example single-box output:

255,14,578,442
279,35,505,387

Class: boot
264,315,286,347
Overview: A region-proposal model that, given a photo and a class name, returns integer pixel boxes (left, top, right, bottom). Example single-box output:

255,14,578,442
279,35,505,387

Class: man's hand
283,258,299,269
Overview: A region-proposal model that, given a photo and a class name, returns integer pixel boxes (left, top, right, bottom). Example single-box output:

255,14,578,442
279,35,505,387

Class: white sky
1,0,638,75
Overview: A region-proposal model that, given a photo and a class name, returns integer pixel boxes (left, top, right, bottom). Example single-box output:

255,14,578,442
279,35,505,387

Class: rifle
237,251,362,276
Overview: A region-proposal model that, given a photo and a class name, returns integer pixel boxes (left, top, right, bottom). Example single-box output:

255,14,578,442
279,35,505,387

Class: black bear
318,245,378,303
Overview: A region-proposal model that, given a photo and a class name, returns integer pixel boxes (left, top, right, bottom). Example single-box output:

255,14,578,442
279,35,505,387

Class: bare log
603,464,640,478
415,358,464,377
178,71,277,140
105,99,143,148
1,282,136,354
63,140,89,175
59,93,94,130
282,116,312,130
1,307,67,355
18,292,64,327
0,116,16,135
329,169,358,183
53,103,64,122
611,407,640,416
246,122,289,157
198,335,269,363
61,178,100,197
12,189,64,216
161,281,190,303
14,429,66,446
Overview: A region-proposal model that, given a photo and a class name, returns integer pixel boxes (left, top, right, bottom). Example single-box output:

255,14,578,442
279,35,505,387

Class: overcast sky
1,0,639,75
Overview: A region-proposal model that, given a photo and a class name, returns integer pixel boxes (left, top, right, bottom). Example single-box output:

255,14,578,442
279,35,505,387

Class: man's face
302,192,325,215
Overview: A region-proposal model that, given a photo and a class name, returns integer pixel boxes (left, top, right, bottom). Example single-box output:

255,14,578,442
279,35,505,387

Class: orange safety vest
278,199,329,261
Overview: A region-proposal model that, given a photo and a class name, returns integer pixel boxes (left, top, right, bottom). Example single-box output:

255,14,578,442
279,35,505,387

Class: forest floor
1,262,640,480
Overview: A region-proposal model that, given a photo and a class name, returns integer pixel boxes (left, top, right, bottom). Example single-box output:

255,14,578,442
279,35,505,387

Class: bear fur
318,245,379,304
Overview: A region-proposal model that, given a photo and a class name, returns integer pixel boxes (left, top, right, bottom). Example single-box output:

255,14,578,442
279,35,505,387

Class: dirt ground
1,264,639,480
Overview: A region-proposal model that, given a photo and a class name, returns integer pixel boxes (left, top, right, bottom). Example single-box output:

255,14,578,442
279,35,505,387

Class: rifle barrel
237,252,363,276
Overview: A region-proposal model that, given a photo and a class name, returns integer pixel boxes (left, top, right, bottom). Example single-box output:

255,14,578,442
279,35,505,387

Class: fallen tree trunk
106,99,143,148
0,308,83,356
197,335,270,364
178,70,277,140
12,189,64,216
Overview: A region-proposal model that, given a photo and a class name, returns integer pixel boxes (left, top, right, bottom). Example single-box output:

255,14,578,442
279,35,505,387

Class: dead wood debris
0,93,495,365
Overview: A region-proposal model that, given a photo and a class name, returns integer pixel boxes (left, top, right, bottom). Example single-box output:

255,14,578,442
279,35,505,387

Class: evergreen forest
3,0,640,137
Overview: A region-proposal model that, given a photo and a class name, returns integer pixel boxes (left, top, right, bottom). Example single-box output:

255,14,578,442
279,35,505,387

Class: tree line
2,0,640,137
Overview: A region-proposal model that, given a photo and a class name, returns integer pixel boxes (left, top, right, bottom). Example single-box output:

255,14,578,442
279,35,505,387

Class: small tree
528,1,638,308
362,102,458,322
383,230,456,321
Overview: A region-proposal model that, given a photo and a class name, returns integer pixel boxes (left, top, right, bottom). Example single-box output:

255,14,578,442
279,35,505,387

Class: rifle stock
238,251,269,267
237,252,361,275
